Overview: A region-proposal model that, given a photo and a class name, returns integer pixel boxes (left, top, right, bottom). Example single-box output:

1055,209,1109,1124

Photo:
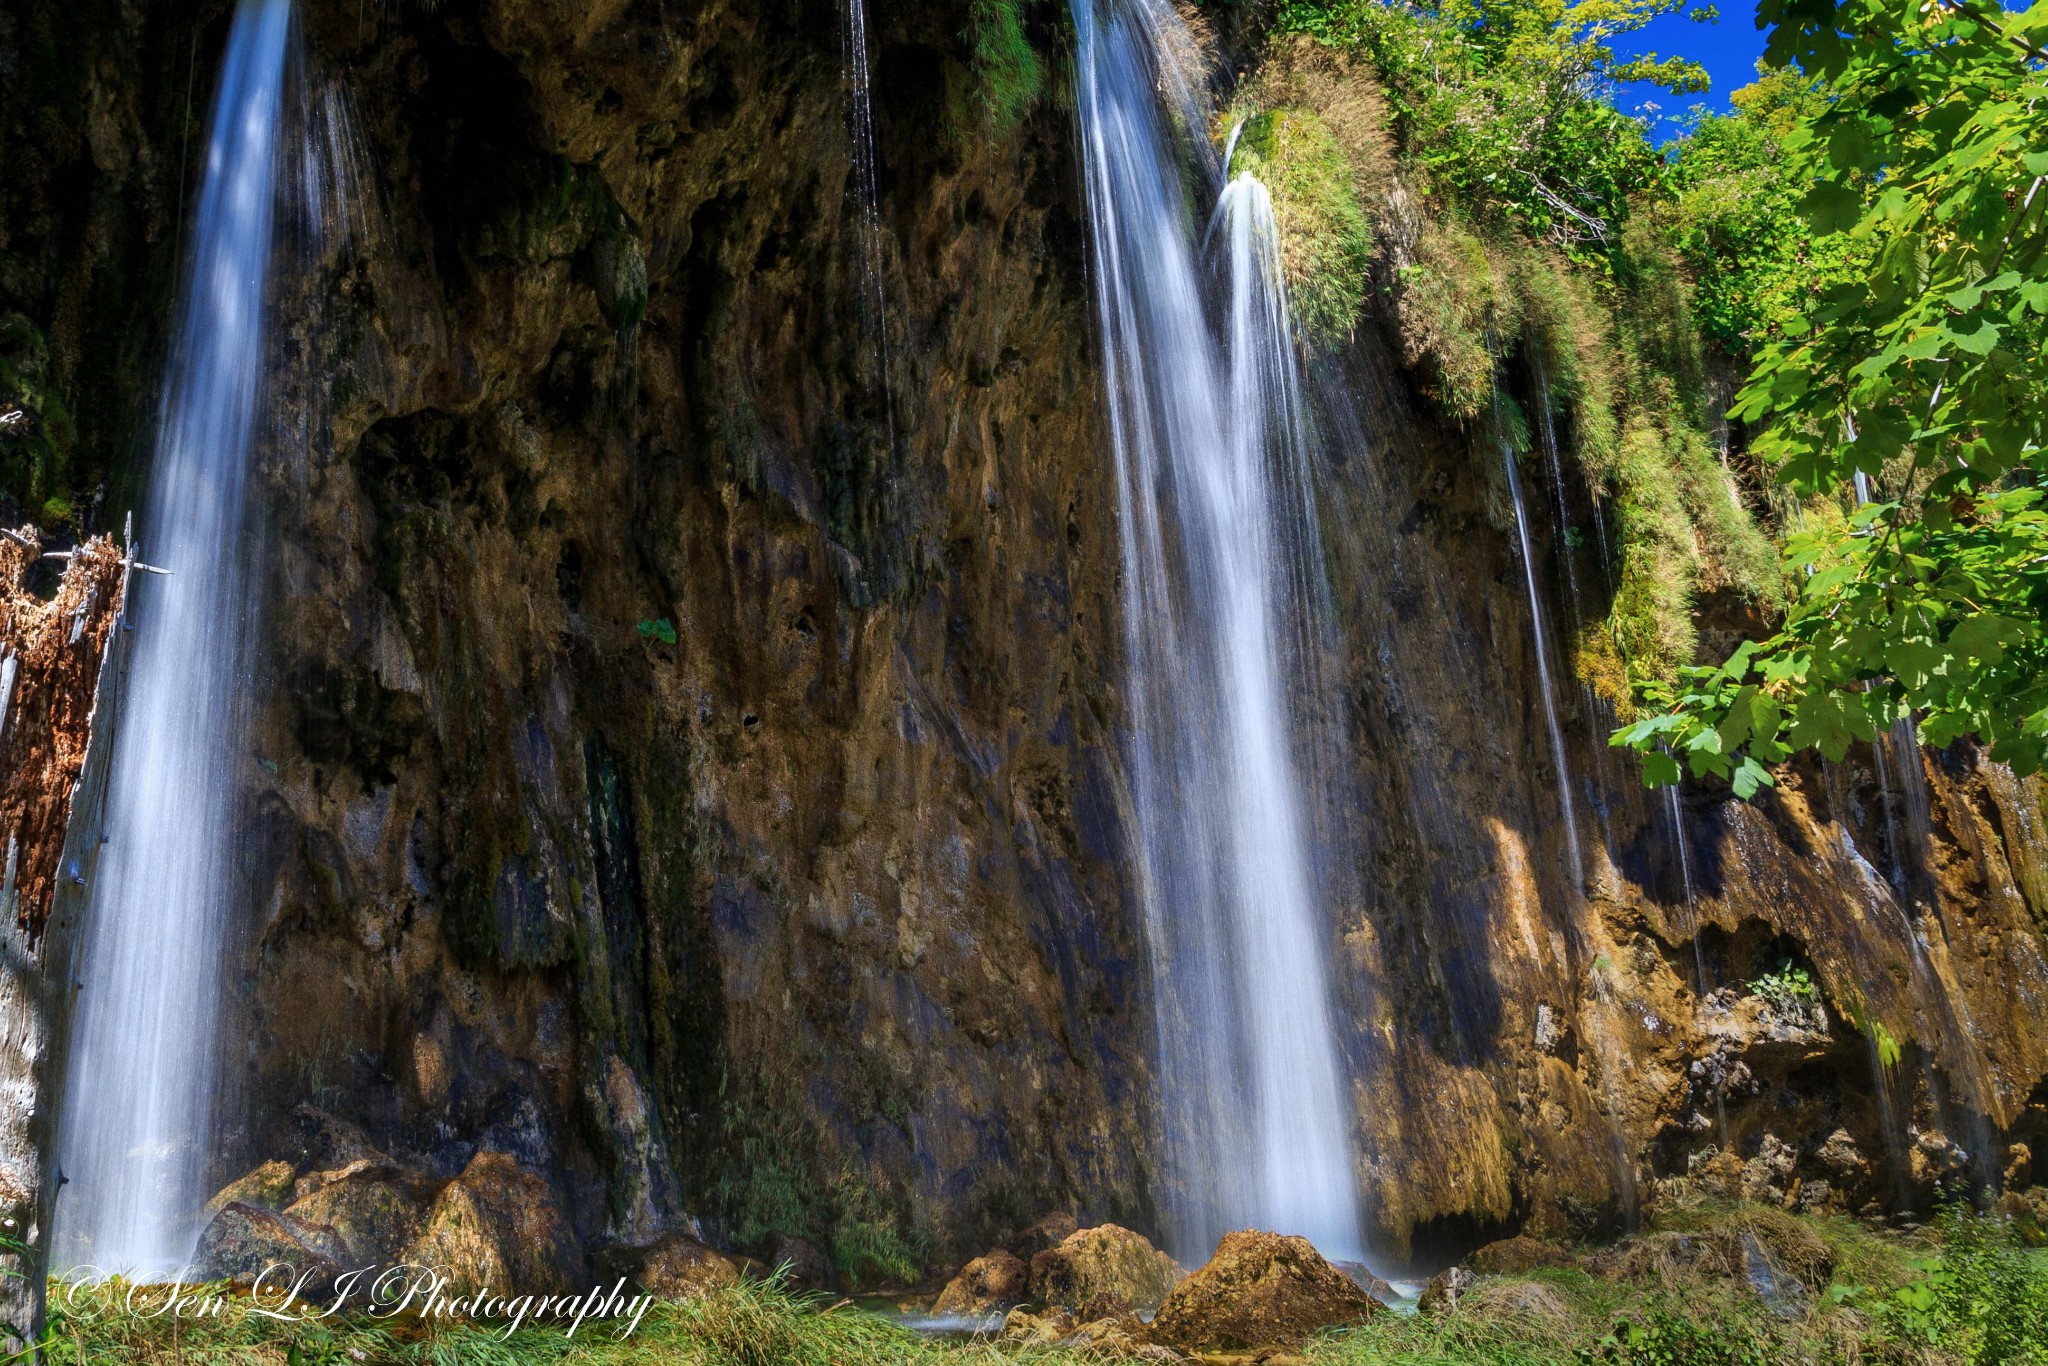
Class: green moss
964,0,1046,139
1229,107,1374,347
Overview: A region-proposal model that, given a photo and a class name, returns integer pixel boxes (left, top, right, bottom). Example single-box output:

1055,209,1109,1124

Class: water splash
58,0,300,1276
1073,0,1364,1263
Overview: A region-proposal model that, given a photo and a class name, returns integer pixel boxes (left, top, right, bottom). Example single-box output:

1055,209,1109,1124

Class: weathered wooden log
0,526,131,1352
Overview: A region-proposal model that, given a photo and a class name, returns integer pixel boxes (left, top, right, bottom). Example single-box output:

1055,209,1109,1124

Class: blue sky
1609,0,1768,139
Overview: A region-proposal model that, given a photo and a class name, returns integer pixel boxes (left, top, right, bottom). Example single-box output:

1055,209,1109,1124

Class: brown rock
1000,1305,1077,1344
1468,1235,1576,1275
1007,1212,1081,1260
399,1151,581,1293
1418,1265,1474,1315
632,1234,744,1298
193,1203,348,1299
932,1248,1028,1316
203,1161,298,1220
762,1232,834,1293
1028,1223,1182,1311
1150,1229,1383,1353
283,1165,427,1266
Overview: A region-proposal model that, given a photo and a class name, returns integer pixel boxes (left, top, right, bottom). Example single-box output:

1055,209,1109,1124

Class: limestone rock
1740,1133,1799,1206
1149,1229,1383,1353
628,1234,744,1298
1027,1223,1181,1312
1816,1127,1868,1182
1000,1305,1076,1344
204,1161,298,1219
1468,1235,1576,1275
399,1151,581,1293
932,1248,1028,1316
283,1164,428,1266
193,1203,349,1298
1007,1212,1081,1260
1418,1265,1474,1315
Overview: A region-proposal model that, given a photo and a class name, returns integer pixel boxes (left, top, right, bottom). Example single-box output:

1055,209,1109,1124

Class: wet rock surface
193,1203,350,1298
1149,1230,1382,1352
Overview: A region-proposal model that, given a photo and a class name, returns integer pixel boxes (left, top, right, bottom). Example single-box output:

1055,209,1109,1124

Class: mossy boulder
282,1162,429,1267
399,1152,581,1293
1149,1229,1382,1352
1026,1224,1182,1312
933,1248,1029,1316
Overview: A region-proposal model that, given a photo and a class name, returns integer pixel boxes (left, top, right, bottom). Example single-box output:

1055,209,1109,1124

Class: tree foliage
1615,0,2048,787
1275,0,1712,260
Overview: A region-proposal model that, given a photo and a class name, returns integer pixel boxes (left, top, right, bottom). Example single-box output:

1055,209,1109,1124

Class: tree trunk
0,529,132,1353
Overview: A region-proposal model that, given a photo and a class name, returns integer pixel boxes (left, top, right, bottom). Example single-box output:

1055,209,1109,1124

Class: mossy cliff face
4,0,2047,1281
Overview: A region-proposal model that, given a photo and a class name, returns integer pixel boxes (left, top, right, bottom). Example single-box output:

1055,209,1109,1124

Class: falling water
1503,447,1586,892
1662,785,1727,1139
1073,0,1364,1262
57,0,297,1275
841,0,893,433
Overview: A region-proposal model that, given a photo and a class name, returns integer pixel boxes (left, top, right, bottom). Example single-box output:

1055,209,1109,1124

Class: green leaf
1731,756,1775,799
1801,181,1863,234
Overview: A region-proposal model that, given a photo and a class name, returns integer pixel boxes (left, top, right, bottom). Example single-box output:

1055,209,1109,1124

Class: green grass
964,0,1045,139
42,1207,2048,1365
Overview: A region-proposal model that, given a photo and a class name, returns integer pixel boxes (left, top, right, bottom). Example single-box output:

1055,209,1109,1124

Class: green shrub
965,0,1045,139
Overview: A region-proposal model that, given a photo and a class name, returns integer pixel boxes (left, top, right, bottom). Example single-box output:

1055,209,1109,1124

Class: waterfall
841,0,893,435
56,0,297,1275
1503,447,1585,892
1073,0,1364,1262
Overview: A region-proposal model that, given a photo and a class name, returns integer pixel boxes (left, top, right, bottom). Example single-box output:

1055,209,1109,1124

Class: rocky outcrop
283,1162,431,1268
1027,1224,1181,1312
1149,1230,1382,1352
194,1203,350,1298
933,1247,1028,1316
607,1233,745,1299
400,1151,581,1293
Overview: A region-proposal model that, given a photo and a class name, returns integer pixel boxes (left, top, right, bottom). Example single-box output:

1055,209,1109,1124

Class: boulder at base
602,1236,749,1302
933,1248,1029,1316
282,1163,429,1267
761,1232,834,1292
193,1203,349,1299
1150,1229,1384,1352
399,1151,582,1293
203,1161,297,1219
1028,1224,1182,1311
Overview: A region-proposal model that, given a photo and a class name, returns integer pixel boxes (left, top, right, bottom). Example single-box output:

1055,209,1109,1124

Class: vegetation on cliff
1613,0,2048,789
1235,0,2047,786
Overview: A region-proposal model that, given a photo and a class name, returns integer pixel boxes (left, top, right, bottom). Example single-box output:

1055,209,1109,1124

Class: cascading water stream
56,0,296,1275
840,0,894,437
1073,0,1364,1263
1503,447,1585,893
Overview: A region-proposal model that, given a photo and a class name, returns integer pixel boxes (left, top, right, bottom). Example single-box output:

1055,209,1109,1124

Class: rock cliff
2,0,2043,1282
